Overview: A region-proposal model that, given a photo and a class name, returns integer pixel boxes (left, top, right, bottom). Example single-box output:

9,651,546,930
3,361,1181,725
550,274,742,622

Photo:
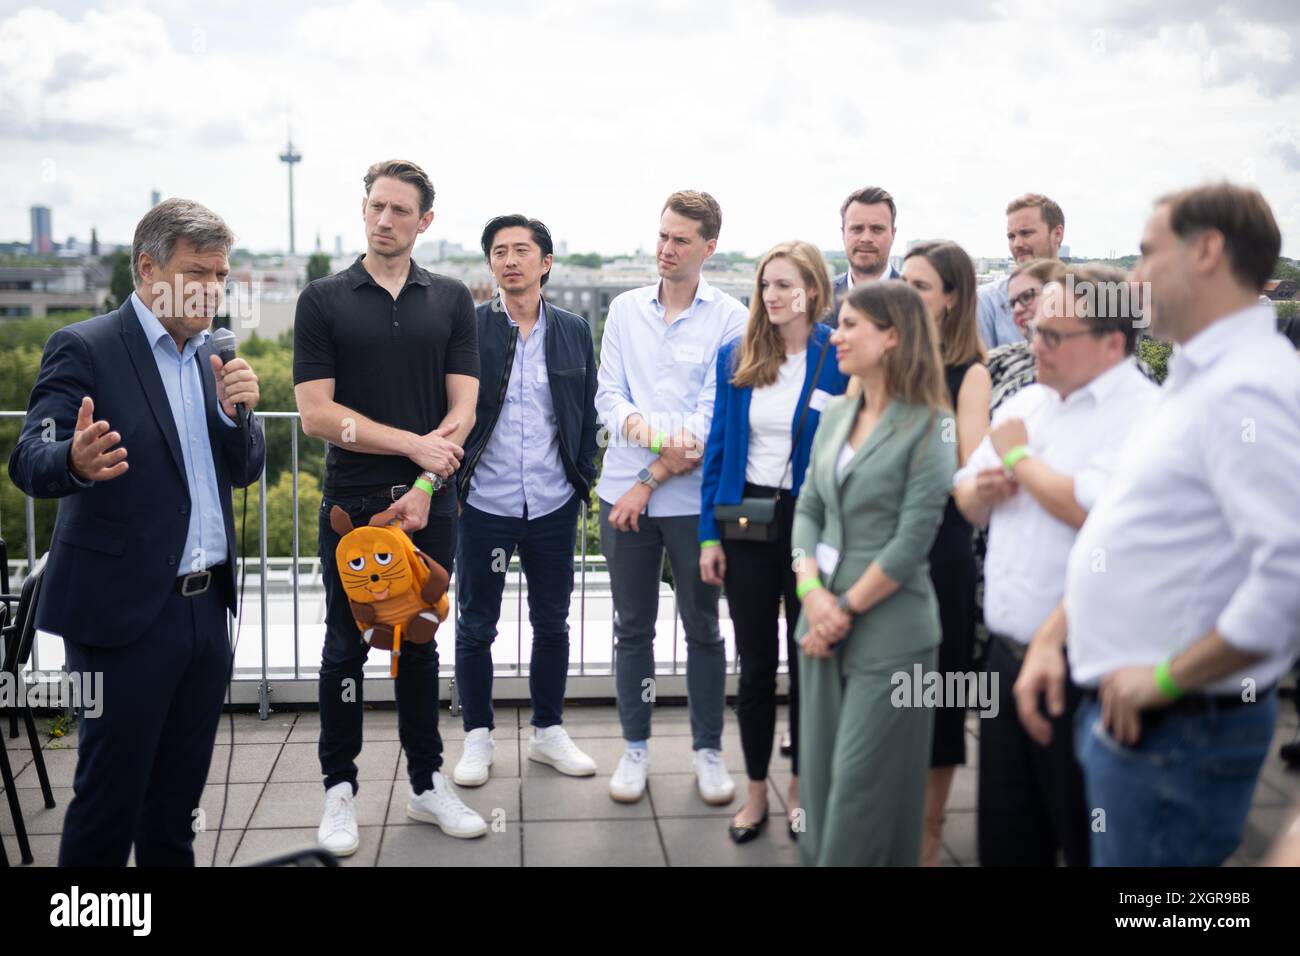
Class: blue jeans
455,494,580,731
1074,690,1277,866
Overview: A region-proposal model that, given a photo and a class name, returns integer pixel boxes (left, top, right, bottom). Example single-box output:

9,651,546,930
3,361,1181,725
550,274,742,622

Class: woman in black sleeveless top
901,242,989,866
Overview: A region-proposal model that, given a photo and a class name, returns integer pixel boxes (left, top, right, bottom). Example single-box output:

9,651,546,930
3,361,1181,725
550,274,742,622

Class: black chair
1,558,56,865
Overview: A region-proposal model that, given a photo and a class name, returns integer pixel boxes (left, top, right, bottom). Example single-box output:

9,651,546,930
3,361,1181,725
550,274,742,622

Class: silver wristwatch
636,467,660,490
836,593,856,616
419,470,445,493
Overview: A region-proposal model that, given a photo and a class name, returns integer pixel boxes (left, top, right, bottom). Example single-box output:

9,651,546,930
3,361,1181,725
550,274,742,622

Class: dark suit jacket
825,266,902,328
8,299,266,647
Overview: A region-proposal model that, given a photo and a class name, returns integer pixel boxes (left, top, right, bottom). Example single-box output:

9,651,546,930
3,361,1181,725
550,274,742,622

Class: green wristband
1002,444,1032,471
413,477,435,496
796,578,825,601
650,431,665,455
1153,658,1183,701
700,539,721,549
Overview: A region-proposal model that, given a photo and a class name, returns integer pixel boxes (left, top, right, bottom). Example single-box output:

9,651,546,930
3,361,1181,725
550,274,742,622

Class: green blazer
791,393,956,666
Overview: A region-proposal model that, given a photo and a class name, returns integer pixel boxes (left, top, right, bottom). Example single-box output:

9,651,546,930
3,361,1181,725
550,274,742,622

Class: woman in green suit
792,280,956,866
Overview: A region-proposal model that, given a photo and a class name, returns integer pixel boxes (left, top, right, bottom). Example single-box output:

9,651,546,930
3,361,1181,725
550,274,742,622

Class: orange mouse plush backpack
330,505,451,677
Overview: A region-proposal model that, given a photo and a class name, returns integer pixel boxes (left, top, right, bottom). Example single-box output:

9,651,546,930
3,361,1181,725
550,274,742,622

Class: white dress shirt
595,277,748,516
1066,305,1300,691
955,359,1159,644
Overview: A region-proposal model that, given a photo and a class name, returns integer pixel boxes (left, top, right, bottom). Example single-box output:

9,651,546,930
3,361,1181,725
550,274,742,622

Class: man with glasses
953,265,1157,866
977,194,1065,348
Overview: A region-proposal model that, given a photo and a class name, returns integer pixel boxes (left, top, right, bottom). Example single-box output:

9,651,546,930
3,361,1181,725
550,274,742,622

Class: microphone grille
211,326,238,358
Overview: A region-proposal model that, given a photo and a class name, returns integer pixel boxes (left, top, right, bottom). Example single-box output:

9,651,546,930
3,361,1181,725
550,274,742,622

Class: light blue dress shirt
131,292,235,574
467,300,572,520
595,277,748,517
976,275,1024,349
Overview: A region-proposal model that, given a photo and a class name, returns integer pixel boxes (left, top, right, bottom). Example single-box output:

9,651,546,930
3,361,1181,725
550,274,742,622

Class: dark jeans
317,494,456,795
454,493,580,731
977,635,1090,866
722,486,799,780
60,584,230,867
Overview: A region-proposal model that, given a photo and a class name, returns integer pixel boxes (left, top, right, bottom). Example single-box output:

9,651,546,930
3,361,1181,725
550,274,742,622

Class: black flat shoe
728,813,769,844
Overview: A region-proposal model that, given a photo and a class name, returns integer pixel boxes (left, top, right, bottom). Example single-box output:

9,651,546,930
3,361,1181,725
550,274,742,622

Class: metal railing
2,410,782,716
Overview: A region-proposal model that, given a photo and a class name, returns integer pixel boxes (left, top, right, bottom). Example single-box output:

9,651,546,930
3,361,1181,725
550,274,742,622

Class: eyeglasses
1025,323,1100,350
1009,287,1040,311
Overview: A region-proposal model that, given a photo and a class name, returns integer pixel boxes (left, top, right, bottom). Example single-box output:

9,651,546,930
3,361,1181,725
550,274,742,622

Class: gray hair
131,198,235,284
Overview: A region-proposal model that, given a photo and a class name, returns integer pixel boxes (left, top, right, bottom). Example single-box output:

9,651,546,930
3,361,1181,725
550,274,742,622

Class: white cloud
1,0,1297,258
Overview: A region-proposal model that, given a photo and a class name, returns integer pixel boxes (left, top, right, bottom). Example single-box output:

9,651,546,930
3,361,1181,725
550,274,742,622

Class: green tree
105,250,133,310
1138,337,1173,384
235,469,321,558
306,252,332,284
560,253,603,269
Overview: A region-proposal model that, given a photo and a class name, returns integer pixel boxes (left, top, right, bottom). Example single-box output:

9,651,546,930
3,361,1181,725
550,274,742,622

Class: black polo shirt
293,256,479,509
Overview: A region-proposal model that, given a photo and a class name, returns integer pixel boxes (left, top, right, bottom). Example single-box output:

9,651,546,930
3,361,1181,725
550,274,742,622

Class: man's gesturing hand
69,396,128,482
410,422,464,479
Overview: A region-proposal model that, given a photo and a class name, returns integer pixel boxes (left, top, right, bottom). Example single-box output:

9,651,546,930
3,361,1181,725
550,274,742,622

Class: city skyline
2,1,1299,260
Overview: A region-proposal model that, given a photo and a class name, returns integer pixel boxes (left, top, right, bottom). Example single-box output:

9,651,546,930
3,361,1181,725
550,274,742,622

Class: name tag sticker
673,345,704,364
537,367,548,384
809,389,831,412
815,542,840,578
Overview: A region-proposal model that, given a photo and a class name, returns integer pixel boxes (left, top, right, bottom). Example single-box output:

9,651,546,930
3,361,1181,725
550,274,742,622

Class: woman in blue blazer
699,241,849,843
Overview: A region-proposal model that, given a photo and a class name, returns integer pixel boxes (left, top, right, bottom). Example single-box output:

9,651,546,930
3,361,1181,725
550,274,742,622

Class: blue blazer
698,323,849,543
7,300,266,648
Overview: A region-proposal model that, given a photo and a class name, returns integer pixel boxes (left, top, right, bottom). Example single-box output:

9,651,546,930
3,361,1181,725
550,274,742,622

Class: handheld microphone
210,327,245,428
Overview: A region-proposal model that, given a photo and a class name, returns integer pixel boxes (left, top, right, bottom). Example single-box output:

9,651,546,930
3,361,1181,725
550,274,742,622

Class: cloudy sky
2,0,1299,259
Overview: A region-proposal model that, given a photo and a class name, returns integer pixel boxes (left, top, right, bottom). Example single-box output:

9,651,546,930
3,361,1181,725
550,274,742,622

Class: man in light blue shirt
129,290,236,572
596,190,748,807
977,193,1065,348
451,214,601,788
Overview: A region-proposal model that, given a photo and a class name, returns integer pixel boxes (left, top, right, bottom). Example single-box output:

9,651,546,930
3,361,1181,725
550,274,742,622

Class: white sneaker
528,725,597,777
317,781,360,858
452,727,494,787
694,749,736,805
406,771,488,838
608,747,650,803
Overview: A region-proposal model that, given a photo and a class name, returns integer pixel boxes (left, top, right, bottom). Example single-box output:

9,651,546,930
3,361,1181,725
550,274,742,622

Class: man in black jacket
451,214,600,786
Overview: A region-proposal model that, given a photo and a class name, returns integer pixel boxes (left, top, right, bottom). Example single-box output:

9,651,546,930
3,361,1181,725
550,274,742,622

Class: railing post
257,434,270,719
291,423,300,680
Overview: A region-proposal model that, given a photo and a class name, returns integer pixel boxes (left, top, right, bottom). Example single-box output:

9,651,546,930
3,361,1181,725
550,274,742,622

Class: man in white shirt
595,190,748,805
955,265,1157,866
1015,183,1300,866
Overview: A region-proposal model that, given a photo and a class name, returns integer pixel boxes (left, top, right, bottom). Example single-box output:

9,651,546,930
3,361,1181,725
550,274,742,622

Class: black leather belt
992,632,1028,661
174,564,224,597
1084,684,1271,716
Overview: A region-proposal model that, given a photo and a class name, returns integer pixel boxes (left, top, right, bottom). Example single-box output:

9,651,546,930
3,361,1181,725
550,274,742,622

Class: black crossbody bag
713,341,831,543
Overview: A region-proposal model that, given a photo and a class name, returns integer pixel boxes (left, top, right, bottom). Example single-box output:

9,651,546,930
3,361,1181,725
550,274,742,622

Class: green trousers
797,643,937,866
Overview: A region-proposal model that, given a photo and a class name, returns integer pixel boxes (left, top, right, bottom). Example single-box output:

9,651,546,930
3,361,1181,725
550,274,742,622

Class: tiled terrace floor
4,702,1298,866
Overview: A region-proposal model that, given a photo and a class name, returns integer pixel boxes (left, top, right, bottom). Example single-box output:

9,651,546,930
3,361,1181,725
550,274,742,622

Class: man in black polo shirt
293,159,484,857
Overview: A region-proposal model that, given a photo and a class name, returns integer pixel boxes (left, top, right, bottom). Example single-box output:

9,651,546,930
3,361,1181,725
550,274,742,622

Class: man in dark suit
827,185,902,325
8,198,265,866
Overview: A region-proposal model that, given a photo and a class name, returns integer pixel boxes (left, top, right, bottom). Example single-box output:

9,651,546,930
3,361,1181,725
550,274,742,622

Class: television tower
279,131,303,255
